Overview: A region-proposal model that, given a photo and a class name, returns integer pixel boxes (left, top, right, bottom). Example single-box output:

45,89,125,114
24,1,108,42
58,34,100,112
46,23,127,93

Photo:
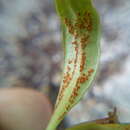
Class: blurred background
0,0,130,129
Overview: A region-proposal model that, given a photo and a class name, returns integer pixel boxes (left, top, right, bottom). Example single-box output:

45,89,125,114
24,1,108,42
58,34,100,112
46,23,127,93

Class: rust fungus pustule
65,104,71,111
74,31,79,39
80,35,89,43
78,75,88,84
87,68,94,77
72,41,78,45
58,111,67,120
68,60,73,64
64,17,75,35
67,66,71,71
77,12,81,17
80,52,86,72
88,68,94,73
64,18,71,26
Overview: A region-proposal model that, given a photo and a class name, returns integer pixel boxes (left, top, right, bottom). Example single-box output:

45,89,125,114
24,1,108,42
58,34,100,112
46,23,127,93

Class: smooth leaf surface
46,0,100,130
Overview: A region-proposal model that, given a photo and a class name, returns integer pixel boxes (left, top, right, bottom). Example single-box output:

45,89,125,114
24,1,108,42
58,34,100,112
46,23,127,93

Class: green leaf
66,123,130,130
46,0,101,130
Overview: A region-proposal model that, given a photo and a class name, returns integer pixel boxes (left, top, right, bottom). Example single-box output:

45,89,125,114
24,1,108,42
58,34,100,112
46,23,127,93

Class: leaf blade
46,0,101,129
